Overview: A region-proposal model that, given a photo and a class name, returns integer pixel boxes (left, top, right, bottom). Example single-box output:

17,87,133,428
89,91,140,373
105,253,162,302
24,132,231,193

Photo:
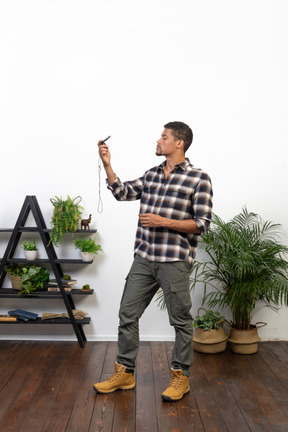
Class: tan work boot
161,368,190,402
93,362,136,394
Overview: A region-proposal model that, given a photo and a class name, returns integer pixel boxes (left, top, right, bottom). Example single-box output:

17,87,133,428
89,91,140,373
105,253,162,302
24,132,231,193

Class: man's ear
177,139,185,150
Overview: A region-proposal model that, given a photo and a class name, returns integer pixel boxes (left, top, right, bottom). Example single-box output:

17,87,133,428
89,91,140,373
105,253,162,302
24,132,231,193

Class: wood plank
199,351,250,432
189,351,229,432
0,341,27,390
151,341,181,432
257,343,288,420
41,342,94,432
0,342,53,431
258,343,288,392
217,349,282,431
112,387,136,432
18,342,78,432
265,342,288,370
0,341,287,431
136,342,158,432
66,342,108,432
166,341,205,432
0,340,21,367
0,342,49,422
252,344,288,402
280,342,288,354
89,341,118,432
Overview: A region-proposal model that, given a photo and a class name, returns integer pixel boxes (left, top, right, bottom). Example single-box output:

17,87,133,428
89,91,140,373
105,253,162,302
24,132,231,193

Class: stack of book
47,278,77,292
7,309,38,321
0,314,17,322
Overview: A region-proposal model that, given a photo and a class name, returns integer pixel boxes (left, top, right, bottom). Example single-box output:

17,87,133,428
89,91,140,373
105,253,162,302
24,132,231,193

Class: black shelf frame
1,317,91,325
0,195,96,347
0,288,94,299
2,258,93,264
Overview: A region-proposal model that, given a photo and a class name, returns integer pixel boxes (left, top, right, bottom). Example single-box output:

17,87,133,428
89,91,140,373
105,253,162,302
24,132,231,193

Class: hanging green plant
49,196,84,246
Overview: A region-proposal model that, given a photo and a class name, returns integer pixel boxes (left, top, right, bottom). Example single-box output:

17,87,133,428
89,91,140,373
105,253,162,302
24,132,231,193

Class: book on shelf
49,278,77,286
13,315,29,322
48,286,72,292
8,309,38,321
0,314,17,322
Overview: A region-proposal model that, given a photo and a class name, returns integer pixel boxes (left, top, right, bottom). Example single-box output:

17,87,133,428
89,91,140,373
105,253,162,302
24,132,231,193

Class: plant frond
191,207,288,329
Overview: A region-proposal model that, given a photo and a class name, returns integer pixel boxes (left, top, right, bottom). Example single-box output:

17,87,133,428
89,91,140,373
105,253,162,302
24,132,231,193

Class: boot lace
107,369,122,383
169,374,183,389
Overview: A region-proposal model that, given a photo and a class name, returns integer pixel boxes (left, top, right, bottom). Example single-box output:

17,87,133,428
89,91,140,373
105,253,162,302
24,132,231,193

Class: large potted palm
190,207,288,354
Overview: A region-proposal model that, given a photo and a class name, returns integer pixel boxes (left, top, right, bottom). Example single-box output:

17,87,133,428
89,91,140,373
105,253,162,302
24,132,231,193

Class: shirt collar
159,158,191,171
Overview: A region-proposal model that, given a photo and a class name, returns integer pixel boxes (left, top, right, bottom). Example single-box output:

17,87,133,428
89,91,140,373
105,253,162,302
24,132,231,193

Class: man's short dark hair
164,121,193,152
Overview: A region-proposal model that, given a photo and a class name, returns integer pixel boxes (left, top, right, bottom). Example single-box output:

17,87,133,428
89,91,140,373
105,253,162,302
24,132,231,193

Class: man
93,121,213,402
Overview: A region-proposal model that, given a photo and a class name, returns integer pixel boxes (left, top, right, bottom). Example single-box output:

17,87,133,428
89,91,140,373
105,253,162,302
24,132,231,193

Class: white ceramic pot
80,252,93,262
24,250,37,260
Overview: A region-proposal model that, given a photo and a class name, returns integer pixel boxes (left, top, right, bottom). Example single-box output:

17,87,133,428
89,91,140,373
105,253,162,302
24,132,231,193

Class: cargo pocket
170,284,192,317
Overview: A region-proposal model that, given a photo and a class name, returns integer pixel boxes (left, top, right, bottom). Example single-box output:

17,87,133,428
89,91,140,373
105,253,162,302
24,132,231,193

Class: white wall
0,0,287,342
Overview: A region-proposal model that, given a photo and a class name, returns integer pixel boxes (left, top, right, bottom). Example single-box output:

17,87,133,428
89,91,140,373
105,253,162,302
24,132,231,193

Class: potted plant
49,195,84,246
193,309,228,354
19,265,50,297
73,237,103,262
5,263,50,296
81,284,92,292
5,263,24,290
190,207,288,354
22,239,37,260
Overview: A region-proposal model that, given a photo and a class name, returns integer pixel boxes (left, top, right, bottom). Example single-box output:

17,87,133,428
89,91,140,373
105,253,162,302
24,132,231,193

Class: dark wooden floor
0,340,288,431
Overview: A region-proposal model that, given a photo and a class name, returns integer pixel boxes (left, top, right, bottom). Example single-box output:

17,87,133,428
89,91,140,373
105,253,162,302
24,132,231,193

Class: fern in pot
73,237,103,262
190,207,288,354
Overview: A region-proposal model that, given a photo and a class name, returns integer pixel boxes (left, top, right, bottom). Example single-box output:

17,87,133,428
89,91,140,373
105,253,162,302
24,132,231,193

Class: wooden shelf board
2,258,93,264
0,228,97,233
0,288,94,299
0,317,91,324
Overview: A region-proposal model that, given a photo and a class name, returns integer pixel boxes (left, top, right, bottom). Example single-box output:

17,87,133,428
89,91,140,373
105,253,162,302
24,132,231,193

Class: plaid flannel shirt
107,158,213,266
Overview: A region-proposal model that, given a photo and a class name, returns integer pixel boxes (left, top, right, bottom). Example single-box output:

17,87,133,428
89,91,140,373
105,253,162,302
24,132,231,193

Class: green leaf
190,207,288,329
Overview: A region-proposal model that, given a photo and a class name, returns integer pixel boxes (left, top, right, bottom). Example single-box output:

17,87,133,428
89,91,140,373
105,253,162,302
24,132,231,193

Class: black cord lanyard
97,156,103,213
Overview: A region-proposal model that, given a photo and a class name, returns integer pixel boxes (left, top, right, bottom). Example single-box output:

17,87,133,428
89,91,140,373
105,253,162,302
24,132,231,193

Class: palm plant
190,208,288,329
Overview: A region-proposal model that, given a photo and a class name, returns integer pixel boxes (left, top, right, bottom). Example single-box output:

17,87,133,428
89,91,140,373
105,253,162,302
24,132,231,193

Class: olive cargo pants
117,254,193,376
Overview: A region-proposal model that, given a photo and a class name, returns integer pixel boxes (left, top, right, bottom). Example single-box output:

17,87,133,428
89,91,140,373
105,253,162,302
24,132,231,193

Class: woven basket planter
10,275,22,291
193,326,228,354
228,323,265,354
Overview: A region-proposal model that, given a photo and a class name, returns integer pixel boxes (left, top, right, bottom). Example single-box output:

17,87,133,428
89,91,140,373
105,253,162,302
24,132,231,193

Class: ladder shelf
0,195,97,347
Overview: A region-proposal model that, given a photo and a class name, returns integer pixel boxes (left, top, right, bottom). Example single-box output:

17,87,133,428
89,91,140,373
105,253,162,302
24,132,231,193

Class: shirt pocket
169,185,194,197
142,182,159,209
162,185,193,213
143,181,159,191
